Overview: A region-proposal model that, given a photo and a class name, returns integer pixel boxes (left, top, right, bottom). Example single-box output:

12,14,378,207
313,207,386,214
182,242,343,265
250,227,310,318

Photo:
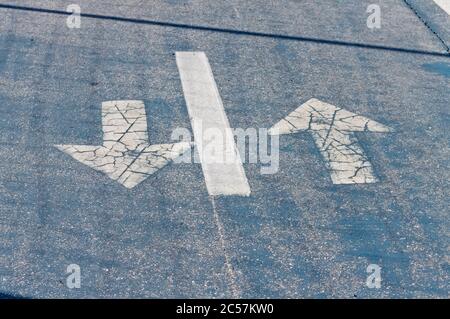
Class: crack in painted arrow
55,100,191,189
269,98,392,184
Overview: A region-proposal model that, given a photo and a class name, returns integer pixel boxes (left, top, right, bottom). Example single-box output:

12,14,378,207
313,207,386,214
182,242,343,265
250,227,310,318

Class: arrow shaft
310,128,377,184
101,100,149,150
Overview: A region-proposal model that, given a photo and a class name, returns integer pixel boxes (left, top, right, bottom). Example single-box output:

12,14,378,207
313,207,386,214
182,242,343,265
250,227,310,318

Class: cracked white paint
176,52,251,196
55,100,191,188
269,98,391,184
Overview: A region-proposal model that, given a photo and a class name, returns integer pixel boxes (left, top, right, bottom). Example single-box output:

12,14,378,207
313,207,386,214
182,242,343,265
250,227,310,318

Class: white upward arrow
55,100,191,189
269,98,392,184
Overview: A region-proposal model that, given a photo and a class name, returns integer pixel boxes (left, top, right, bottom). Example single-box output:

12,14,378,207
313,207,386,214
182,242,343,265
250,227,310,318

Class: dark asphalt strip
0,3,448,58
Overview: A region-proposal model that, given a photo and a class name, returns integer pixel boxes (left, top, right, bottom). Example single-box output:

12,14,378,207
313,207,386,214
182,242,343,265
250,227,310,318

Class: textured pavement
0,0,448,298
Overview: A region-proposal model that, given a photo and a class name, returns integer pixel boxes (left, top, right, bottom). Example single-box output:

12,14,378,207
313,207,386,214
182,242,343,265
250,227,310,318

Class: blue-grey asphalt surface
0,0,448,298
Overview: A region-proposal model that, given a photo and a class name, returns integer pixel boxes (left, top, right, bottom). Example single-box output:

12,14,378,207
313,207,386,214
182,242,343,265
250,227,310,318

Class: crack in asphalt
403,0,450,53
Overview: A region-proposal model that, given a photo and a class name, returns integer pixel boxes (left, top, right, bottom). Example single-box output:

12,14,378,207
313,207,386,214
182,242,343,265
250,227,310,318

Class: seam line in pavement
402,0,450,54
210,196,240,298
0,3,448,58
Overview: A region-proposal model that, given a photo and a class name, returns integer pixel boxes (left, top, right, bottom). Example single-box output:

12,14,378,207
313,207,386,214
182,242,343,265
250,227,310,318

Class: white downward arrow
55,100,191,189
269,98,391,184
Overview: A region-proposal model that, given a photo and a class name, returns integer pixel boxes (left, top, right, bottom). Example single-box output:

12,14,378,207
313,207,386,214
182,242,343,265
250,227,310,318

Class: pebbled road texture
0,0,448,298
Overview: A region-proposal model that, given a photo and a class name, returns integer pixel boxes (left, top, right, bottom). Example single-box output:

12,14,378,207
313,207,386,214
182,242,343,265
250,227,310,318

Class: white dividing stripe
433,0,450,15
176,52,250,196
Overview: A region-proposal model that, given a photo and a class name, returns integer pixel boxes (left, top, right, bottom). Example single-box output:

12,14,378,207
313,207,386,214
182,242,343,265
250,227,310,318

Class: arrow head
269,98,391,135
56,142,191,189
